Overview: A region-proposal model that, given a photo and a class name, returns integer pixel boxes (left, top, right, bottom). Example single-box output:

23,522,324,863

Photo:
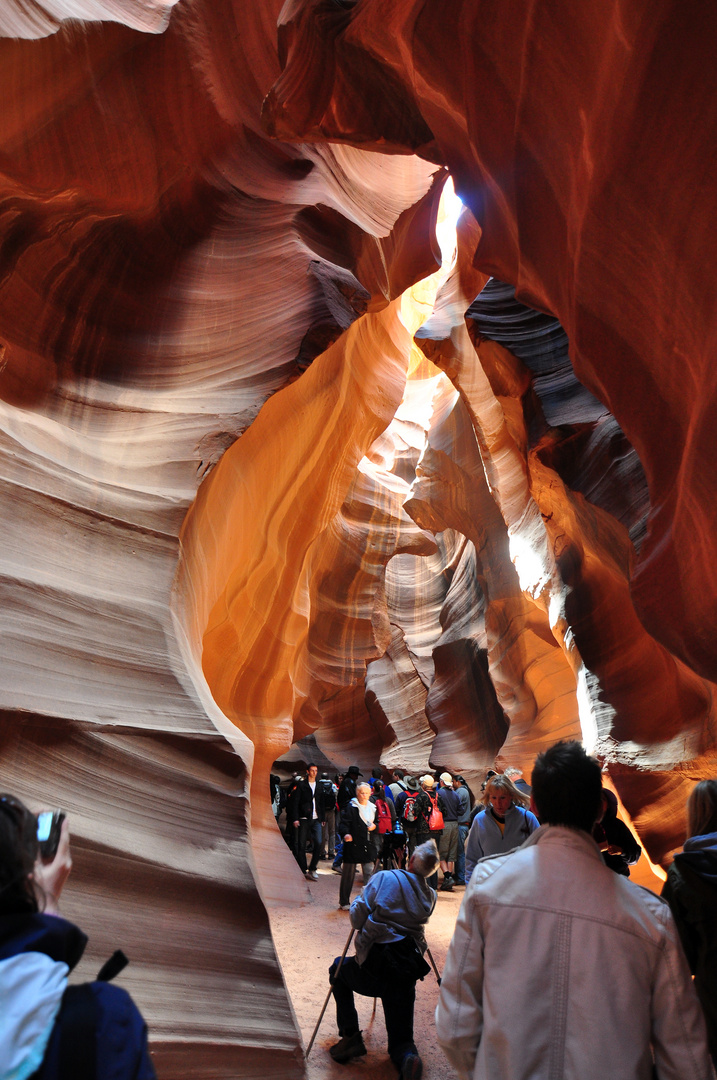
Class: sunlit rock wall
2,0,717,1075
265,0,717,856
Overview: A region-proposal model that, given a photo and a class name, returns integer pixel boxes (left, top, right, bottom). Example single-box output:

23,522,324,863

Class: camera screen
37,811,53,842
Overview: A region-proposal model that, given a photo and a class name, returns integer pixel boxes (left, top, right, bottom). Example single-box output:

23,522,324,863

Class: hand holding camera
34,811,72,915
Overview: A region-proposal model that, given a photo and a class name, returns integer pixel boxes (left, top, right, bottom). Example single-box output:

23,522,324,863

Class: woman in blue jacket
464,774,539,882
0,793,156,1080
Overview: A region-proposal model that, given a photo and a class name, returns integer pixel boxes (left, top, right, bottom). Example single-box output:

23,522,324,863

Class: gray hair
409,839,440,878
356,782,371,794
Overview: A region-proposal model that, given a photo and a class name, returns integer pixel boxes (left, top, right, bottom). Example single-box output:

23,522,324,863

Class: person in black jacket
288,764,324,880
0,793,155,1080
337,766,362,811
337,783,377,910
662,778,717,1070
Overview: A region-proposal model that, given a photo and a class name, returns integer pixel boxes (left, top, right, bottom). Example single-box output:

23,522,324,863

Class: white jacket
435,825,713,1080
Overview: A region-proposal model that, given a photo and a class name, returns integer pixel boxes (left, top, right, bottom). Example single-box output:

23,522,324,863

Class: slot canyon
1,1,716,1076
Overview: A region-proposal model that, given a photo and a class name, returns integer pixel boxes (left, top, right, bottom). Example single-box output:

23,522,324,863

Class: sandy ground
268,863,462,1080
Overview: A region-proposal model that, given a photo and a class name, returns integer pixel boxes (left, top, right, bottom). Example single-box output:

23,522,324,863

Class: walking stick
305,925,356,1058
425,945,442,986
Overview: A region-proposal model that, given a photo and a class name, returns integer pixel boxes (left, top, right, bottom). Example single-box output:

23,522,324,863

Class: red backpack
375,799,393,834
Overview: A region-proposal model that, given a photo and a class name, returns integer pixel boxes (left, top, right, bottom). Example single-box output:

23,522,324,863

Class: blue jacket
464,804,540,881
0,913,155,1080
350,868,436,966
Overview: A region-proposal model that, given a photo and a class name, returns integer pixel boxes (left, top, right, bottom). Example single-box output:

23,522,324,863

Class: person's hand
368,823,376,832
33,818,72,915
344,834,352,842
293,820,300,828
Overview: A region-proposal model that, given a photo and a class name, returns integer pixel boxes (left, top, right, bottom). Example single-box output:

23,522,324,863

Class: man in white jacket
435,741,713,1080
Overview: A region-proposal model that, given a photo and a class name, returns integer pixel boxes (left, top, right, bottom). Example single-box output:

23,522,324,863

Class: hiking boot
439,876,454,892
400,1052,423,1079
329,1031,367,1063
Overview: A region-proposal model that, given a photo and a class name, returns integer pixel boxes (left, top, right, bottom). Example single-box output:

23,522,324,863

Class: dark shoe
306,870,319,881
329,1031,366,1063
400,1052,423,1079
439,878,454,892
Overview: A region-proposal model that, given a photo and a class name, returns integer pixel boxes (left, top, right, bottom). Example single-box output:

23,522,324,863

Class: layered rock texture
2,0,716,1074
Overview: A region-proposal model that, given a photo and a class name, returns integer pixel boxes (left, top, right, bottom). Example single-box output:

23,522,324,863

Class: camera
36,810,65,861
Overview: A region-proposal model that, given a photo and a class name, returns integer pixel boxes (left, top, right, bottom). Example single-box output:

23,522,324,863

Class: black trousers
329,951,418,1068
297,817,322,873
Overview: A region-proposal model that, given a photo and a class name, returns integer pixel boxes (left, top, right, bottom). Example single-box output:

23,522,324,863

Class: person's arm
338,805,353,842
607,818,642,865
650,902,713,1079
435,881,485,1079
33,817,72,915
464,816,484,883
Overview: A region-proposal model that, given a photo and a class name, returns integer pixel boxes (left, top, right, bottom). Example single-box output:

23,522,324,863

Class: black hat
347,765,362,777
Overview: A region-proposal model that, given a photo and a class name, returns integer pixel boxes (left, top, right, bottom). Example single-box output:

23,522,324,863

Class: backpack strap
58,984,98,1080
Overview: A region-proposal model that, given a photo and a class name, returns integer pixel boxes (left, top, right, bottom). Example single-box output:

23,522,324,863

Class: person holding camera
0,793,155,1080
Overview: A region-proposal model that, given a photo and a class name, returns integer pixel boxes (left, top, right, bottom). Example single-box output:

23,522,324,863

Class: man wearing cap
338,766,362,811
452,775,471,885
437,773,461,892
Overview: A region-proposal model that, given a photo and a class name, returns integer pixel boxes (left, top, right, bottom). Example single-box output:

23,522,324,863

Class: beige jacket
435,825,713,1080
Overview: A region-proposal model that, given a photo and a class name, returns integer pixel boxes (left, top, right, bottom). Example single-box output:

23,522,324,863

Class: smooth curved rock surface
3,2,717,1075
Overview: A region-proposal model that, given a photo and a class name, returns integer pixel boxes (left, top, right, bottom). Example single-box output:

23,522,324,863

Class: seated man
435,741,713,1080
328,840,438,1080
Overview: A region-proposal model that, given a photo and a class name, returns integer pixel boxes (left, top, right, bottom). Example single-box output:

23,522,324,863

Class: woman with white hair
464,773,539,882
337,782,377,910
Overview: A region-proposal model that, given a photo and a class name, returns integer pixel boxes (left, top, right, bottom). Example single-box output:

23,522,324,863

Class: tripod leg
306,926,356,1058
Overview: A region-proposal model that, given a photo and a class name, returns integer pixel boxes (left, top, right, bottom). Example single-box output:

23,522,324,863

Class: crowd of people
1,750,715,1079
273,752,717,1080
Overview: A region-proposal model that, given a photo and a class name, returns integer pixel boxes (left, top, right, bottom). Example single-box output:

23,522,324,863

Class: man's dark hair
371,767,383,780
393,769,405,780
531,741,602,832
